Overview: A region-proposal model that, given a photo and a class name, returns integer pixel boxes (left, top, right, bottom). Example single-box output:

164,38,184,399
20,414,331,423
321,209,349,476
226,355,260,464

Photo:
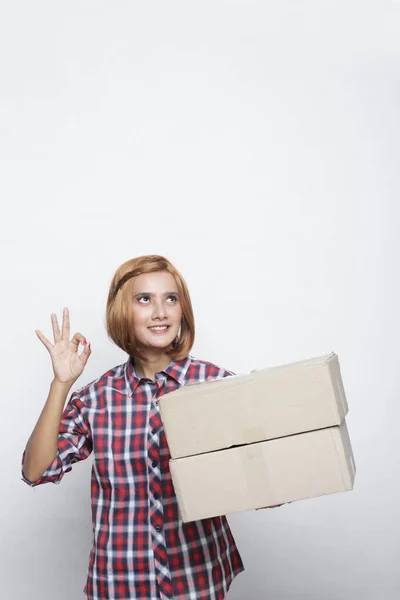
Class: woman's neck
133,351,172,381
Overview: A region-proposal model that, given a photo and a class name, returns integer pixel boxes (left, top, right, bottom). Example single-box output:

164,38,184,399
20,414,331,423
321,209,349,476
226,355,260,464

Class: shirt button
152,461,158,468
155,525,162,532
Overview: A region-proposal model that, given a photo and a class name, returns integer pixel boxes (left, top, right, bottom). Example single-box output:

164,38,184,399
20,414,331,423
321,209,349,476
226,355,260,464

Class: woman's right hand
35,307,92,385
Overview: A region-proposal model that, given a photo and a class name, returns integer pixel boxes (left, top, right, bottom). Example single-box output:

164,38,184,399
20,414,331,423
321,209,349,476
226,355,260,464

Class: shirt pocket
93,452,114,491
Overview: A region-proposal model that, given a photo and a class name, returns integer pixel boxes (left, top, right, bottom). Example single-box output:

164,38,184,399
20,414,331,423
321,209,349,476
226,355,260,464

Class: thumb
79,341,92,366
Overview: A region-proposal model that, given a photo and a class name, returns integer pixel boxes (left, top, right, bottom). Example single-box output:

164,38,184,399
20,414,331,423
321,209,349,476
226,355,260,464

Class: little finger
35,329,53,352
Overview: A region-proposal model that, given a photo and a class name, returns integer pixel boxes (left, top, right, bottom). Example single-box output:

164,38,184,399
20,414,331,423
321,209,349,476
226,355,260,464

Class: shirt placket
147,375,174,600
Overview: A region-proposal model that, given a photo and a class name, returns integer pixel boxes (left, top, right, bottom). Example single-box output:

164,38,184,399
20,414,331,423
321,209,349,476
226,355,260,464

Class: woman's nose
152,301,167,319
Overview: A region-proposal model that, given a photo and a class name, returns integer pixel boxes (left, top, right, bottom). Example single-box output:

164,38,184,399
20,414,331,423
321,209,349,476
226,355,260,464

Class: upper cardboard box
159,352,348,459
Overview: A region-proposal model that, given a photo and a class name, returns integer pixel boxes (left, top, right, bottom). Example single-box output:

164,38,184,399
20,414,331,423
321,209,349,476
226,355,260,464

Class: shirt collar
124,355,192,394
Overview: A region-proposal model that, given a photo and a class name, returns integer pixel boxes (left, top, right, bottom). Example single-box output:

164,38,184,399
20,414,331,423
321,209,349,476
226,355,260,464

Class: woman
22,254,245,600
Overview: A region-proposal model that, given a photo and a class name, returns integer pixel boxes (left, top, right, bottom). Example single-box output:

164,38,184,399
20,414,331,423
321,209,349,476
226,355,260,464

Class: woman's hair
106,255,195,361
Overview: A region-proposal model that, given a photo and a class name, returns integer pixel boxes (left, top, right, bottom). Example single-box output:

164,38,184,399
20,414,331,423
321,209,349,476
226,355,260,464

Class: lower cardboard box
169,421,356,523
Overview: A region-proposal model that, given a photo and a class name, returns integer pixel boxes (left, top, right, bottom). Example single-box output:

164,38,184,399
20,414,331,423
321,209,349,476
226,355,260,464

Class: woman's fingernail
82,340,87,346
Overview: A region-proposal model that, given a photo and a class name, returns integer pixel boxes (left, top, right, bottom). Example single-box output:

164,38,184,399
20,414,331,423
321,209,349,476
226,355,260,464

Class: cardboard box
159,352,348,459
170,422,356,523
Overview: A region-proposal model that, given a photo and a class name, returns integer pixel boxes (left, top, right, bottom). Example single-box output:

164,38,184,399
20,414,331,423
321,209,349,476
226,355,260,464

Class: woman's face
130,270,183,353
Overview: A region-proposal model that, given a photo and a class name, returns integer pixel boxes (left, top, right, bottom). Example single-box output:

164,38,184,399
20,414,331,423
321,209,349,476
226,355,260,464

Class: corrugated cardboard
170,422,356,523
159,352,348,459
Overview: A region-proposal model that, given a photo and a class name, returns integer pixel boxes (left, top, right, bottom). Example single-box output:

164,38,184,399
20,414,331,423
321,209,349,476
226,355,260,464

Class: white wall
1,1,399,598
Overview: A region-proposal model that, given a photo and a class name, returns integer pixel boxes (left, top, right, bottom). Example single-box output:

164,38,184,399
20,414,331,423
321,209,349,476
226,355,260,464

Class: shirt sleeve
216,365,235,378
21,390,93,488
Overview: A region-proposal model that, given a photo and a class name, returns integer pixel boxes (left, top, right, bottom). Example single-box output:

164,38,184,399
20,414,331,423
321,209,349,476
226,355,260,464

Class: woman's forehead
131,271,178,292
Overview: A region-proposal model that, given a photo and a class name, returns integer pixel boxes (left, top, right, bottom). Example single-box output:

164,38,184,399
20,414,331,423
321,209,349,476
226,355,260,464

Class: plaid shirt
21,355,244,600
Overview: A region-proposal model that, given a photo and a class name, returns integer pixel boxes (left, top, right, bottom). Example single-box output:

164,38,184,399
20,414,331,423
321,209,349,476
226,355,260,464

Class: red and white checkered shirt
21,355,244,599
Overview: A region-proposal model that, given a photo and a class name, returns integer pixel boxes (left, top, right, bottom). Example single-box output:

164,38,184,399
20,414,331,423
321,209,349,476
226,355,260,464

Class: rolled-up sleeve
21,390,92,487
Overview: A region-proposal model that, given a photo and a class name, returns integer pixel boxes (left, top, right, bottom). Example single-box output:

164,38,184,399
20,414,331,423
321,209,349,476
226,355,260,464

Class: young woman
22,255,244,600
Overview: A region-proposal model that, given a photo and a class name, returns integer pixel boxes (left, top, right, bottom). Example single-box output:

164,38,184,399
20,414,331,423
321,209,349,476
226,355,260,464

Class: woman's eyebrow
133,291,179,297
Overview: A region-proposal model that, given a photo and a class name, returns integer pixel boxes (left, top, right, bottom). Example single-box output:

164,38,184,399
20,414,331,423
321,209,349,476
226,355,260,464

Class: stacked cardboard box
158,353,356,523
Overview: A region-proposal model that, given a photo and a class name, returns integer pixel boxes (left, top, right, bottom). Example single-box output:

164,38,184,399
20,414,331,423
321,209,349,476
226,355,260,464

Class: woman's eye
167,295,178,303
138,296,150,304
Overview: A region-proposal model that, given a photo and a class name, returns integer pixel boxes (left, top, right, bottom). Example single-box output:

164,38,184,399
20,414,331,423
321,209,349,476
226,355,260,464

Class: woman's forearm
23,380,72,482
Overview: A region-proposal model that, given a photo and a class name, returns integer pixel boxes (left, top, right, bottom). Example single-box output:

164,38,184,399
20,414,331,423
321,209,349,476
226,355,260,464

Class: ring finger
51,313,61,343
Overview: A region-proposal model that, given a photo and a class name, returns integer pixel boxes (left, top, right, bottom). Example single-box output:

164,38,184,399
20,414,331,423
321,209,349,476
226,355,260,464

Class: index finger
61,307,70,340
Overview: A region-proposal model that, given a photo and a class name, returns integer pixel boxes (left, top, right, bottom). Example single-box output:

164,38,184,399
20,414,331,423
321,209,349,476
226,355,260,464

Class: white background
1,1,399,598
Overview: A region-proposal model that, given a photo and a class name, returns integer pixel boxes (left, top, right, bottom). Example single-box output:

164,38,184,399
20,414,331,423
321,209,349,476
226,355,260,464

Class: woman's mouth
148,325,170,335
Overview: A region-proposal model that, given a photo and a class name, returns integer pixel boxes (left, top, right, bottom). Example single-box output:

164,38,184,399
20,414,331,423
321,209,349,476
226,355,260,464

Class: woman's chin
139,336,175,351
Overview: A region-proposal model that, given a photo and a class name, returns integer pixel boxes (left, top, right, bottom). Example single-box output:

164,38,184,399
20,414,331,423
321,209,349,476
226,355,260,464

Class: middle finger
61,307,70,340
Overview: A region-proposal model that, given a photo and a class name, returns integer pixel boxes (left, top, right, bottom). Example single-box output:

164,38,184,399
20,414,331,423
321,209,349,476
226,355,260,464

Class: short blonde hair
106,255,195,361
